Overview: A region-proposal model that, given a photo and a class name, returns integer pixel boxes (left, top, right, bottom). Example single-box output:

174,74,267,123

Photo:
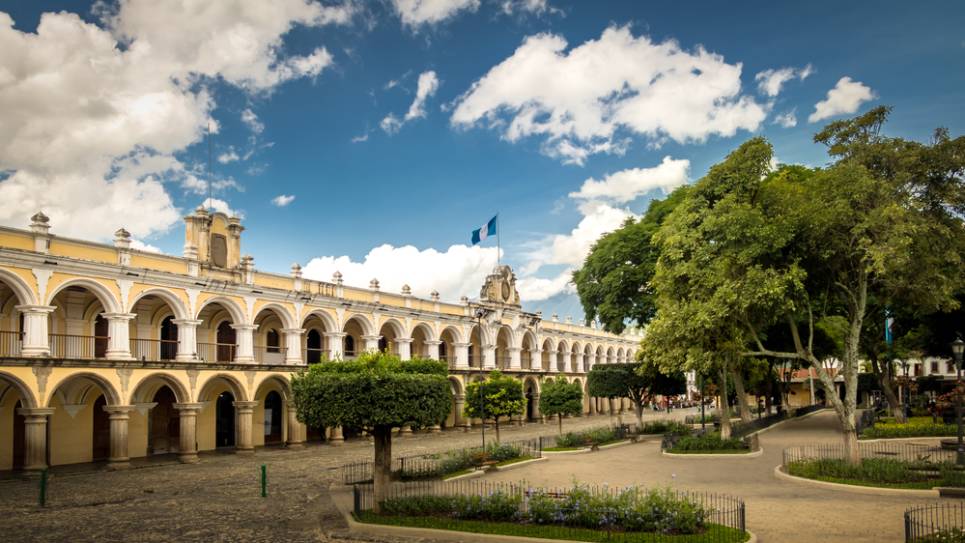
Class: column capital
173,402,203,413
233,400,259,410
17,407,55,417
324,331,346,338
424,340,443,346
281,328,306,335
453,342,472,348
360,334,382,341
393,337,414,344
230,324,259,331
508,347,522,353
171,319,203,327
103,405,134,416
15,304,56,314
100,312,137,321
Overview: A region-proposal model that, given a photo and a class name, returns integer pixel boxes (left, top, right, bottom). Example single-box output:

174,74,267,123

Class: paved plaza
0,409,940,543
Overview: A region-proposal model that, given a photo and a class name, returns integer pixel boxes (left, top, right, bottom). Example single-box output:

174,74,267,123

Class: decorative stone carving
479,265,521,307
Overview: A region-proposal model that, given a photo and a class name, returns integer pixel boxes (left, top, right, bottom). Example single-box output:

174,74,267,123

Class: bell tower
183,207,244,270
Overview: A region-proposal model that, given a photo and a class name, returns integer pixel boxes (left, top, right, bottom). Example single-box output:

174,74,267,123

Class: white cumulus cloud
302,243,498,301
451,26,767,165
0,2,345,241
392,0,479,28
808,76,875,123
500,0,559,16
201,198,242,218
754,64,813,97
773,110,798,128
569,156,689,204
272,194,295,207
381,70,440,134
218,149,241,164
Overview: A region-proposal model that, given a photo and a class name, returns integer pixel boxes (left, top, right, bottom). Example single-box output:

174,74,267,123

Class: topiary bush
670,432,748,452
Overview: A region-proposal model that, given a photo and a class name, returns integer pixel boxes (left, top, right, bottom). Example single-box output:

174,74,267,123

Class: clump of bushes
378,485,708,535
861,417,956,439
669,432,748,453
411,442,526,479
917,528,965,543
555,427,624,448
638,420,691,435
788,457,965,488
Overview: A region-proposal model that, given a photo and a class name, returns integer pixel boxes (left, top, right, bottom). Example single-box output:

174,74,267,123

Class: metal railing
305,348,330,364
49,334,106,359
341,438,542,485
906,502,965,542
253,344,288,361
130,338,179,361
196,342,237,363
0,330,22,357
783,441,955,467
732,403,823,438
352,480,747,542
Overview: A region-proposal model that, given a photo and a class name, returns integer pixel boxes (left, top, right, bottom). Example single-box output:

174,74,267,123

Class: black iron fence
341,438,542,485
783,441,955,468
732,403,824,438
352,480,748,543
905,502,965,542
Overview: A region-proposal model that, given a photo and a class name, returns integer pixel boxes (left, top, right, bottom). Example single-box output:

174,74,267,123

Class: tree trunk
634,402,644,431
718,367,732,439
731,369,753,424
558,413,563,436
372,425,392,514
607,398,616,428
494,417,501,443
870,356,905,423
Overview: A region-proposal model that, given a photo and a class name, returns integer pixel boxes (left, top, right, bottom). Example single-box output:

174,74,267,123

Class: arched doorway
524,379,538,422
150,387,180,454
306,329,323,363
216,391,236,448
216,321,235,362
94,315,109,359
160,316,178,360
12,399,25,470
264,391,283,445
92,395,110,461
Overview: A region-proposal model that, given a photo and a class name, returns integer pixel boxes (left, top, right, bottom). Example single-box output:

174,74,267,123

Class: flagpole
496,213,500,271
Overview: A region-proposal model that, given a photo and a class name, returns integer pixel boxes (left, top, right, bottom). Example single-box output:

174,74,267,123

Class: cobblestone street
1,411,674,543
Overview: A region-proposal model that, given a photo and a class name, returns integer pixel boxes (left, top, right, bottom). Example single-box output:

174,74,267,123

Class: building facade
0,209,639,471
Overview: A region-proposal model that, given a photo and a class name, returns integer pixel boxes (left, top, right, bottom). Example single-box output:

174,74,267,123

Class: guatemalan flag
471,215,497,245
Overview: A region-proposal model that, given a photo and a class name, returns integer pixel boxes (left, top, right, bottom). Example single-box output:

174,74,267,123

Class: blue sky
1,0,963,319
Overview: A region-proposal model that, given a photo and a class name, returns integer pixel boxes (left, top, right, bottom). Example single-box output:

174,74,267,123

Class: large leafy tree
645,110,964,463
587,360,685,430
464,371,525,442
573,187,689,334
538,377,584,435
291,352,451,511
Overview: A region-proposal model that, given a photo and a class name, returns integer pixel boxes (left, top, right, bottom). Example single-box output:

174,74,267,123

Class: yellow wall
130,254,188,275
49,394,94,466
0,230,35,251
49,240,117,265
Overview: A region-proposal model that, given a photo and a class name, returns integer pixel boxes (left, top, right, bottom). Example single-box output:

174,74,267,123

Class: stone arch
197,373,248,402
129,373,190,405
495,326,515,369
410,322,435,359
46,371,122,407
540,337,555,371
127,288,189,320
438,325,464,344
342,313,375,336
617,347,626,363
0,269,36,306
556,339,570,372
523,375,541,422
46,278,121,313
195,296,246,324
251,302,296,329
606,346,615,364
254,374,292,402
0,370,38,408
301,309,337,333
520,330,538,370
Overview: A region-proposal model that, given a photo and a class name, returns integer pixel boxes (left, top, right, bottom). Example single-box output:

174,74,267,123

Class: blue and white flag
471,215,497,245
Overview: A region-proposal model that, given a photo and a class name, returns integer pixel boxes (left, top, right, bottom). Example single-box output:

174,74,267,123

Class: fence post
740,501,746,533
904,510,910,542
353,485,360,516
38,468,48,507
261,464,267,498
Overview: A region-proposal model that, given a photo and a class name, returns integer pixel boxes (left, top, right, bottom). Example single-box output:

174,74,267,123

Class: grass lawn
543,446,584,452
787,458,965,489
355,512,750,542
668,448,753,455
860,416,956,439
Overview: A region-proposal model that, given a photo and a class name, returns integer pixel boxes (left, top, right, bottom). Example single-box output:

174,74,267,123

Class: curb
444,469,486,481
492,456,549,472
857,436,948,443
743,408,830,438
597,439,634,450
542,448,591,455
332,488,758,543
662,448,763,458
772,464,940,497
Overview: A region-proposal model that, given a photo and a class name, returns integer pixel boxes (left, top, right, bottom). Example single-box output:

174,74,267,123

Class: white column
234,401,258,453
325,332,345,359
362,334,381,352
454,342,470,369
394,338,413,360
231,324,258,363
282,328,305,365
173,403,201,463
548,351,559,373
18,407,54,470
102,312,136,360
286,400,306,449
482,344,496,370
329,425,344,445
425,340,442,360
509,347,522,370
16,305,55,357
104,405,133,469
172,319,201,362
575,353,585,373
531,349,542,371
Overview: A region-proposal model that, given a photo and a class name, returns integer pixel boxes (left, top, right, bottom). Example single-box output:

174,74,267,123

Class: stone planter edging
772,464,940,497
492,456,549,472
662,447,763,458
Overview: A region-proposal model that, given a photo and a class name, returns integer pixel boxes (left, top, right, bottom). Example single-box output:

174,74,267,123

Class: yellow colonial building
0,209,639,471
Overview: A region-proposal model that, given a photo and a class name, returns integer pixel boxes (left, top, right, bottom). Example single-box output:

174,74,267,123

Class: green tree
645,110,963,463
291,352,451,511
587,360,686,431
464,371,525,442
539,377,584,435
573,187,689,334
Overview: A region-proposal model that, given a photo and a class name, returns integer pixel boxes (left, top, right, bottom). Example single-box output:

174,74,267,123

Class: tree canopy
587,360,685,429
464,370,525,442
539,377,584,435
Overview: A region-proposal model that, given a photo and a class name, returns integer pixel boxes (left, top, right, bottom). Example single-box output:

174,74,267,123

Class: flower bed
787,457,965,489
861,416,957,439
353,482,749,542
402,442,526,480
638,420,692,435
553,427,627,449
667,432,750,454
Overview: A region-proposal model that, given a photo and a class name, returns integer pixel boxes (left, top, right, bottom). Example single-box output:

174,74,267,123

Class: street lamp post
951,337,965,466
698,373,706,432
475,308,489,449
